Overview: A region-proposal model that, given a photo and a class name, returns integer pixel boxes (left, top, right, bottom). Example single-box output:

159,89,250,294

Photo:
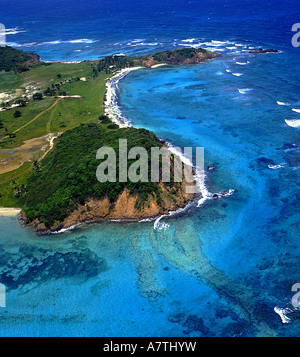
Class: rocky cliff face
34,180,197,233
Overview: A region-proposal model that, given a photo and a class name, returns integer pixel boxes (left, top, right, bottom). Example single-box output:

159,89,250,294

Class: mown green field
0,72,23,92
0,62,109,147
0,162,32,206
0,60,111,206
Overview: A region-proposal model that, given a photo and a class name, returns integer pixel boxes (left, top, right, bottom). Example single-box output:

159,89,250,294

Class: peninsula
0,46,221,232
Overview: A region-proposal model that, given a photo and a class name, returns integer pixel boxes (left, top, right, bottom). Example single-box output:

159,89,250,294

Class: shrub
107,124,119,130
13,110,22,118
33,93,43,100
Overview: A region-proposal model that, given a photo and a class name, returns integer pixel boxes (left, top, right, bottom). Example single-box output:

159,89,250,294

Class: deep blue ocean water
0,0,300,336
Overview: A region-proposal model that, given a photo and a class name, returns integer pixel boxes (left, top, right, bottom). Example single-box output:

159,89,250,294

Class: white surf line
152,143,235,230
105,66,236,231
292,108,300,114
104,67,143,128
238,88,252,94
153,202,196,230
232,73,244,77
167,144,235,206
274,306,294,324
50,224,80,234
285,119,300,128
151,143,203,230
235,61,250,65
268,164,285,169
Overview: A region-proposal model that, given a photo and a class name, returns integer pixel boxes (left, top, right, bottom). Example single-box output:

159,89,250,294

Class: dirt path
38,133,60,161
0,136,48,175
46,107,55,134
0,97,62,144
1,95,82,142
13,97,62,134
0,95,81,173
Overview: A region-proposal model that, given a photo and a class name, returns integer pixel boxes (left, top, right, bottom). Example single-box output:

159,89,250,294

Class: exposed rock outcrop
249,48,279,54
33,179,197,233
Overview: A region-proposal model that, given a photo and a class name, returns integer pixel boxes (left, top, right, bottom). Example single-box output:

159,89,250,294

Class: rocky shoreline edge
21,179,199,234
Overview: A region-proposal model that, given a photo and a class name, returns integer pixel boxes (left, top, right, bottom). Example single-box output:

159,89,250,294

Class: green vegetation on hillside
0,46,42,73
93,48,220,73
21,122,172,227
131,47,221,67
142,47,216,63
96,55,135,73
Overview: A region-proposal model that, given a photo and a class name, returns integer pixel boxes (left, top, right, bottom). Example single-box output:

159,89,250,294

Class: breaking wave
285,119,300,128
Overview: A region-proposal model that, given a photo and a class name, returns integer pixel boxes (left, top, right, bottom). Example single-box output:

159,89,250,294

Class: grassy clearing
0,59,110,205
0,66,109,148
0,72,23,92
0,135,48,175
0,161,33,207
0,96,56,147
20,61,95,89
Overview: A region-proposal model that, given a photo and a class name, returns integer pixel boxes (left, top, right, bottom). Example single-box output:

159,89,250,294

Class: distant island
249,48,280,54
130,47,221,67
0,46,221,233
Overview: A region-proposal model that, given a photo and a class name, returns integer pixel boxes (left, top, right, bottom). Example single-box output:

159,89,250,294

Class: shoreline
6,56,234,232
104,66,143,127
104,64,167,127
34,193,200,235
29,64,205,234
38,199,199,235
104,66,212,204
102,66,210,231
150,63,167,68
103,65,236,229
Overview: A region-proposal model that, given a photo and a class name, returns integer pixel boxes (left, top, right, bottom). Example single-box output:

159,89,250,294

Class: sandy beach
0,207,22,216
104,65,168,127
151,63,167,68
104,67,143,127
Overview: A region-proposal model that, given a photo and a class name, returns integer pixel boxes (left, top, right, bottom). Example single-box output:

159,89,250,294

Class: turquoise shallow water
0,46,299,335
116,43,300,335
0,216,243,337
0,0,300,337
